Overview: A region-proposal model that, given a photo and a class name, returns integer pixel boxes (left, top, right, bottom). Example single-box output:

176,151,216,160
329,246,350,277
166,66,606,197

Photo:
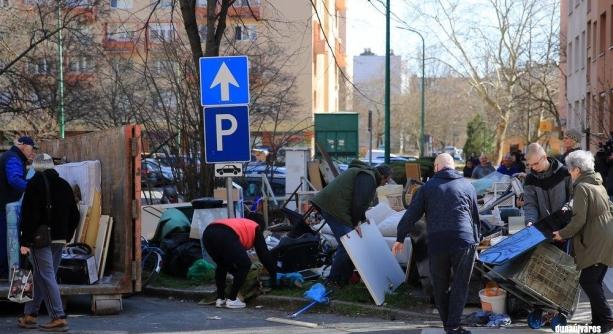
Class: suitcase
57,254,98,284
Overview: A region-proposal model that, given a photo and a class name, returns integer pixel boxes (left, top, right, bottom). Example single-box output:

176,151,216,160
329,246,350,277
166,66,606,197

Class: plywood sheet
307,161,323,191
95,216,111,276
84,191,102,249
99,217,113,278
404,163,421,181
340,222,405,305
319,160,335,185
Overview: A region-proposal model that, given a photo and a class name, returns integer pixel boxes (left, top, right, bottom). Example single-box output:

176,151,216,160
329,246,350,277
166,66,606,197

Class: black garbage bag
161,232,202,278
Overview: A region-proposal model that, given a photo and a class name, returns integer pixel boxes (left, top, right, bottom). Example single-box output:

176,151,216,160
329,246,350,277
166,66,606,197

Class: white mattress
55,161,101,207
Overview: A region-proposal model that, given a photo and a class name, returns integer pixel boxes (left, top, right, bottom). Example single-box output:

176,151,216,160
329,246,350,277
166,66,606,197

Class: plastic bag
186,259,215,282
303,283,329,303
8,265,33,304
276,272,304,287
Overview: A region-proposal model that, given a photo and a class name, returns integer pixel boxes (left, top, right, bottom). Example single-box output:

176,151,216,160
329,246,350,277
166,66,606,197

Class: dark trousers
202,224,251,300
25,244,65,319
580,264,613,327
321,212,355,285
0,212,7,277
429,244,477,329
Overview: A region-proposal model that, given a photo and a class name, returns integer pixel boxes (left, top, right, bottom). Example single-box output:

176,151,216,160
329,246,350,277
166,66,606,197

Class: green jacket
559,171,613,269
311,160,379,227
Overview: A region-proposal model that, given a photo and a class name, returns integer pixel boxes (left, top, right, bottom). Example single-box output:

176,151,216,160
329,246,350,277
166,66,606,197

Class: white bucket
479,288,507,314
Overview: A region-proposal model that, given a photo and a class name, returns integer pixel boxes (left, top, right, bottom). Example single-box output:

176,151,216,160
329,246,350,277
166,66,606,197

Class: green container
314,112,359,163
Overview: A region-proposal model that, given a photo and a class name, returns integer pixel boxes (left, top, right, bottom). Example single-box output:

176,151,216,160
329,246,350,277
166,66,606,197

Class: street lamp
396,26,425,158
57,0,65,138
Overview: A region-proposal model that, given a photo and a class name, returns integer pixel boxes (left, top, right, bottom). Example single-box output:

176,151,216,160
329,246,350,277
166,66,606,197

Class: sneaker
17,315,37,329
39,318,68,332
215,298,226,308
225,299,246,309
446,327,471,334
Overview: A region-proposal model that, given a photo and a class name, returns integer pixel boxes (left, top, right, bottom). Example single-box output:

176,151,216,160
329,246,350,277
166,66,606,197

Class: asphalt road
0,295,427,333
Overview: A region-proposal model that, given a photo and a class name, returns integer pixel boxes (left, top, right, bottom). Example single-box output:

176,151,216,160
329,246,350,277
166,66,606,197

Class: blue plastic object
276,272,304,286
550,313,567,332
479,227,547,265
304,283,329,304
527,309,544,329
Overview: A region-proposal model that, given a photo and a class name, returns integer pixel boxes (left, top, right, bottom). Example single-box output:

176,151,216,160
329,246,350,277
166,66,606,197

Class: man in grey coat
523,143,573,227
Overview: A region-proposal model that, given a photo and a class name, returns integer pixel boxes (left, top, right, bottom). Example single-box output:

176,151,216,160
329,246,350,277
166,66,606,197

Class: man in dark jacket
311,160,391,286
0,136,36,277
393,153,480,334
558,129,582,166
523,143,573,227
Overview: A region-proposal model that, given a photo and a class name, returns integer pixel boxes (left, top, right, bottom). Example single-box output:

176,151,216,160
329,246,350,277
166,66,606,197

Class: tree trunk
493,117,509,165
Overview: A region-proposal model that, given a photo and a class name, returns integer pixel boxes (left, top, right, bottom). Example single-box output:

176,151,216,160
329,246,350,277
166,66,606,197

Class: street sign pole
226,176,235,218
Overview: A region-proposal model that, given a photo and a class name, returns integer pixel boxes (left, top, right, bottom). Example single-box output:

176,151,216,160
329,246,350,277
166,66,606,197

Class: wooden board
84,191,102,249
95,216,111,276
99,217,114,278
73,204,89,243
307,161,323,191
340,222,405,305
404,163,421,181
319,160,335,185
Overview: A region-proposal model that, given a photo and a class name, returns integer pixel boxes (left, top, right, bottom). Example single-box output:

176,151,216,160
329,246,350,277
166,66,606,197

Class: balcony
313,22,326,55
64,4,97,22
194,2,261,19
103,24,136,51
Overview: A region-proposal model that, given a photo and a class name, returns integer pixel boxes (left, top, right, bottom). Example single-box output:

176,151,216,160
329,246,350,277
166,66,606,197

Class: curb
144,286,439,320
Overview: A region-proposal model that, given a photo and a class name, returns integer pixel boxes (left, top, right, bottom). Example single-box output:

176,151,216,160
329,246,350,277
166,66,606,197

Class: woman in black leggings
202,217,277,309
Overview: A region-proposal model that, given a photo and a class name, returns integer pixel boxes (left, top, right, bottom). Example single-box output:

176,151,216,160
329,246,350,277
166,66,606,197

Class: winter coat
558,171,613,269
496,164,521,176
311,160,380,227
523,158,573,225
20,169,80,246
396,168,480,255
0,146,28,210
471,164,495,179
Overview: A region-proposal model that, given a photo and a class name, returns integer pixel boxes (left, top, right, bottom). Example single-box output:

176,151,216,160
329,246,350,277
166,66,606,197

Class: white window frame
107,24,134,42
27,59,50,75
154,90,177,109
235,25,256,41
152,0,171,8
150,23,175,43
234,0,260,6
68,56,92,73
110,0,132,9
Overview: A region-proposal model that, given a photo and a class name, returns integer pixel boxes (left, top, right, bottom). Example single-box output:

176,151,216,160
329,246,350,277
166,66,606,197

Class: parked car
234,176,286,203
142,158,181,185
244,162,286,178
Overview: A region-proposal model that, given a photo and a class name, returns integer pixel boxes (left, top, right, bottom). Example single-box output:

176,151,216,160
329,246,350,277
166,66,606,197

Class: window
568,41,572,74
0,0,9,7
593,21,597,57
110,58,132,73
151,59,178,76
198,24,208,41
107,24,134,41
152,0,171,9
587,20,591,49
110,0,132,9
150,23,174,43
68,56,93,73
581,31,586,69
600,13,607,54
234,0,260,6
154,90,177,109
568,0,572,14
234,25,256,41
575,36,580,72
587,0,591,12
27,58,51,75
66,0,92,7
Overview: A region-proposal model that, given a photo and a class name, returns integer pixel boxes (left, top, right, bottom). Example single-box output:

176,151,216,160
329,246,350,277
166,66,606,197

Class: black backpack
160,232,202,278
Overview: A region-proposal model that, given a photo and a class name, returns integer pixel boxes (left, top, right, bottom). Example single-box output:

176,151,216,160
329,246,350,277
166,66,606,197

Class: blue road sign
204,106,251,163
200,56,250,107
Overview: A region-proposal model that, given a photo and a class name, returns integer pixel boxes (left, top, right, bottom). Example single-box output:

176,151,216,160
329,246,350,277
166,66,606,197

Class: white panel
341,222,405,305
284,148,310,195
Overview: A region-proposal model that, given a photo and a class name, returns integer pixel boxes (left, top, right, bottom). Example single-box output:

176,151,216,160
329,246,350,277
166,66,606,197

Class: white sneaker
225,299,246,309
215,299,226,308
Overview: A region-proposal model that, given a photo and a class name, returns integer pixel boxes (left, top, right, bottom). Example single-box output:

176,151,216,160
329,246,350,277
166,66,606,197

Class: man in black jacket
18,154,79,332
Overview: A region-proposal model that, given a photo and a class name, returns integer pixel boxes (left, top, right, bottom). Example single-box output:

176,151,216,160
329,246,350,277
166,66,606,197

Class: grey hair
435,153,455,169
565,150,594,173
526,143,546,160
32,153,54,172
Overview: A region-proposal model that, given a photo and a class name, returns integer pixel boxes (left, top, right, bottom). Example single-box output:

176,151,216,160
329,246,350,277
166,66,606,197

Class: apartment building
562,0,613,149
0,0,347,139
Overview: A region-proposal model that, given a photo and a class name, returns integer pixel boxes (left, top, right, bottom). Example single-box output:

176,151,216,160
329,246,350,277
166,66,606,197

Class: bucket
479,288,507,314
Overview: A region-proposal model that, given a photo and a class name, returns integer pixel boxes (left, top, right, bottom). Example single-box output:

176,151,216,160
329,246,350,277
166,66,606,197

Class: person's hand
355,225,362,238
526,221,533,227
515,197,525,208
552,231,562,241
392,242,404,255
20,246,30,255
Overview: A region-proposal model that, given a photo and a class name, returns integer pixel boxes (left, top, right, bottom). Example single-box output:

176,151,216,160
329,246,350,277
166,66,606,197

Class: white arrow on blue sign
199,56,250,107
203,106,251,163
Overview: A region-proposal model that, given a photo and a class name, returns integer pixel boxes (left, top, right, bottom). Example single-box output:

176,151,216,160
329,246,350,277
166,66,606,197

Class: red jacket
210,218,258,249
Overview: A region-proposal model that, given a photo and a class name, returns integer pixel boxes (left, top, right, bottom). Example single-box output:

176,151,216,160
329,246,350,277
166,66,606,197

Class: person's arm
470,190,481,243
351,173,377,226
19,179,41,246
5,157,27,192
558,185,588,239
253,227,278,280
396,186,425,242
523,183,539,225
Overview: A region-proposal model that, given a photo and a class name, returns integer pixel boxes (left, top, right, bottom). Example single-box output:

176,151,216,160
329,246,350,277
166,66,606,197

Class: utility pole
57,0,65,138
384,0,391,164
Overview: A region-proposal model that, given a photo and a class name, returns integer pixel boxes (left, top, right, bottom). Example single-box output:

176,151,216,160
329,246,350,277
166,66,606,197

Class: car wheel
233,170,238,175
216,169,222,174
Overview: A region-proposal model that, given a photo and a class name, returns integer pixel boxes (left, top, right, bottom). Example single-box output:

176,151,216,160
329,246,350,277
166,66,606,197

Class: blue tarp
479,227,547,265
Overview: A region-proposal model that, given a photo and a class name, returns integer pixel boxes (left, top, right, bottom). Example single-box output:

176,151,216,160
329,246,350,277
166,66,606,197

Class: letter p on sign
215,114,237,151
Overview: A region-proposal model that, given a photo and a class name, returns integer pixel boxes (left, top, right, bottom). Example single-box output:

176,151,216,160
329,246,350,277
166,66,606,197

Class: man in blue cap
0,136,37,277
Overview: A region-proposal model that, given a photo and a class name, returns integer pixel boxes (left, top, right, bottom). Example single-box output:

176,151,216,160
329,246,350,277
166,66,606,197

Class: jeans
24,243,65,319
429,244,477,329
321,212,355,285
0,212,6,277
579,264,613,328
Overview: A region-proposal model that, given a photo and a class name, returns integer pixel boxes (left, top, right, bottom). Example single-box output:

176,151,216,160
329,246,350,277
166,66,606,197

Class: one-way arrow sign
210,62,239,102
199,56,249,107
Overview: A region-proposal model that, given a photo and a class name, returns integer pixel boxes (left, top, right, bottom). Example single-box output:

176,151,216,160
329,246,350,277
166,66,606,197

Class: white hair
565,150,594,173
32,153,54,172
435,153,455,169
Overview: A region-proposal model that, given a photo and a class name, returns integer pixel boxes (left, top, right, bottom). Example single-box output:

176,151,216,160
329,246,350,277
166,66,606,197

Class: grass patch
149,272,214,289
